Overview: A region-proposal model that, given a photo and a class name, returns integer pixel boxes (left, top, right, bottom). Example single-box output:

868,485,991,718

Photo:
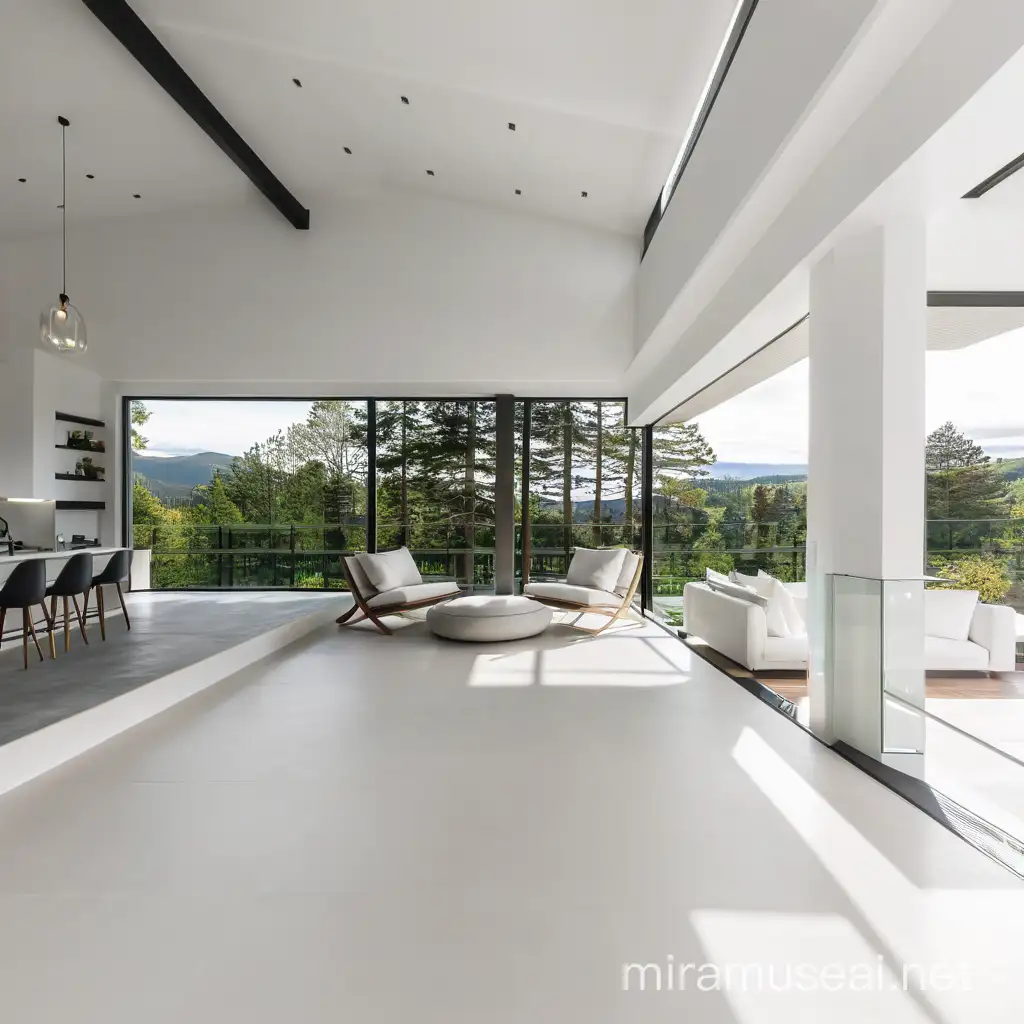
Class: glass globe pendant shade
40,294,87,354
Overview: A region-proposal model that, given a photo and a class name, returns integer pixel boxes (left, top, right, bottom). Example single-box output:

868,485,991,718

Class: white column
807,220,926,762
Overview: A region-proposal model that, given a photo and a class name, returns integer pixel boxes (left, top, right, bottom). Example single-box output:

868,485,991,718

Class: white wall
0,189,638,395
32,350,108,542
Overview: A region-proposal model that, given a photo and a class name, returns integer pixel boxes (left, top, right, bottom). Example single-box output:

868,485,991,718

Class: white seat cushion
566,547,628,591
345,555,378,597
367,581,460,608
524,581,620,607
926,636,989,671
357,547,422,593
764,633,809,664
925,589,979,642
613,551,642,596
758,571,805,636
427,595,552,642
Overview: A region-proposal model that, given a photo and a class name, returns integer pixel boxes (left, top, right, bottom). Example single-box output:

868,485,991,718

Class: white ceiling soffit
0,0,739,236
658,315,807,425
658,305,1024,424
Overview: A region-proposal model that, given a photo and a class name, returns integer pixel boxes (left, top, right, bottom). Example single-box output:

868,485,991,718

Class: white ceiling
0,0,737,237
659,306,1024,423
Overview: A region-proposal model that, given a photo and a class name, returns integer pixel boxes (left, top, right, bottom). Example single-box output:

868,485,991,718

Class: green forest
131,400,1024,605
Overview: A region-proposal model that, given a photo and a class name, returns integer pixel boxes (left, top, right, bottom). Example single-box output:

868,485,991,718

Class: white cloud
138,400,316,458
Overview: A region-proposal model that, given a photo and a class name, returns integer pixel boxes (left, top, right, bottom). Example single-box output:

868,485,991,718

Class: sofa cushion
613,551,643,596
707,579,770,611
357,547,422,593
925,636,988,672
367,580,460,608
717,575,789,637
345,555,378,597
706,567,731,588
764,633,809,664
925,589,979,642
524,582,620,607
567,547,628,592
759,571,805,636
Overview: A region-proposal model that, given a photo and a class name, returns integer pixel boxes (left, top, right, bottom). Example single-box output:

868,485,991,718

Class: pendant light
39,116,87,354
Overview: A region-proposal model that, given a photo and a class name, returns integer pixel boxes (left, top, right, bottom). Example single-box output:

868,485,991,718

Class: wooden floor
687,641,1024,700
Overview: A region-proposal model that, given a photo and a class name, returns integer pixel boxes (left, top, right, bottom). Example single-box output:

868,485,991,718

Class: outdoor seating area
337,546,644,640
682,571,1018,674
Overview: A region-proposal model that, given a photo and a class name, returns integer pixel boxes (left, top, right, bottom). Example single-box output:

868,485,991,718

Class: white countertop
0,546,125,566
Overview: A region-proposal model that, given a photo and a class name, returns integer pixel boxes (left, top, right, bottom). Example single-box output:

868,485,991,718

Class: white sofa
681,581,1017,673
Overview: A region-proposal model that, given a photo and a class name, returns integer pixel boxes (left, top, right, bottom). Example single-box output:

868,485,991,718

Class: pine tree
925,423,1008,522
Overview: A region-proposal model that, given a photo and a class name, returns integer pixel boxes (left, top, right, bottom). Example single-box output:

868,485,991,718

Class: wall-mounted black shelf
55,473,106,483
55,444,106,453
55,411,106,428
56,500,105,511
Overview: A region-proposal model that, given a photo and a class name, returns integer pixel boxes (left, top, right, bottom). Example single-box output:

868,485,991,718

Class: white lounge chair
337,548,461,635
524,548,644,635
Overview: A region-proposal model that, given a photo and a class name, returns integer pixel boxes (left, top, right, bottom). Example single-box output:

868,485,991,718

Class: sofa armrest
968,603,1018,672
682,583,767,671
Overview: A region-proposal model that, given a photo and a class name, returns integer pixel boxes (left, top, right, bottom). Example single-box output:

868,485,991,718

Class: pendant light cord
61,119,67,300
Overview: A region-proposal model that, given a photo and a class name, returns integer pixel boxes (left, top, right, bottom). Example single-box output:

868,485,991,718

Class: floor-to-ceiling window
376,400,496,591
517,400,641,591
127,399,369,588
649,361,809,626
126,396,639,594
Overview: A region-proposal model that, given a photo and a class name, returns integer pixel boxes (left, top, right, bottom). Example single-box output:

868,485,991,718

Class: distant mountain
708,462,807,480
134,451,235,500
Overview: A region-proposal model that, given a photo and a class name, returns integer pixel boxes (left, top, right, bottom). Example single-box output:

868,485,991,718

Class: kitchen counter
0,547,125,585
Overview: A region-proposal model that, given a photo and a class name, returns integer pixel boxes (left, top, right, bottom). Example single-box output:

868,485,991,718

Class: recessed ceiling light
514,189,521,195
292,78,302,88
133,193,141,199
86,174,95,179
508,122,516,131
401,96,410,105
581,191,588,198
344,147,352,155
426,169,434,176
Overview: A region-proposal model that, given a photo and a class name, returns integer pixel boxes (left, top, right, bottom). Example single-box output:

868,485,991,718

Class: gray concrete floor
0,591,343,747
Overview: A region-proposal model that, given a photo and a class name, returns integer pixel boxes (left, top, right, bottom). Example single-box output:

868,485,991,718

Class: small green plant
930,553,1012,603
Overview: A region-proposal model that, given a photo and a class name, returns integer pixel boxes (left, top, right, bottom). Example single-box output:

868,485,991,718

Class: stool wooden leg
22,608,29,669
63,596,70,653
116,583,131,630
26,612,43,663
40,603,56,659
97,586,106,641
72,595,89,645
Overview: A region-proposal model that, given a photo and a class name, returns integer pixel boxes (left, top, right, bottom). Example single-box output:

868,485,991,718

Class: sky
694,327,1024,465
141,400,315,458
137,327,1024,466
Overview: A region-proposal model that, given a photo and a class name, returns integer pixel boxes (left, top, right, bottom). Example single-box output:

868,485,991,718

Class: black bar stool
46,552,94,653
89,550,132,640
0,561,53,668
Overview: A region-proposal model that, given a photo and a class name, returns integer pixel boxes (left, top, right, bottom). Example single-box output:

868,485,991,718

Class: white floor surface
0,608,1021,1022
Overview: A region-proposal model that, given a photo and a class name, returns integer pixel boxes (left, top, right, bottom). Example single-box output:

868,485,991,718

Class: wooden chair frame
0,604,56,668
525,551,644,636
335,558,459,636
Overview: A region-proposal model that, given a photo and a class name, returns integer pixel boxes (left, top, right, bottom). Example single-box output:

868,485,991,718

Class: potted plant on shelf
80,456,104,481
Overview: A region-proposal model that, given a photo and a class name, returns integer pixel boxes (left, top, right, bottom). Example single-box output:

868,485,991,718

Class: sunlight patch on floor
688,910,935,1023
731,726,1024,1020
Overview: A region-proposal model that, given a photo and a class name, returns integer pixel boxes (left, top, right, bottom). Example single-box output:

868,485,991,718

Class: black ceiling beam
80,0,309,229
962,151,1024,199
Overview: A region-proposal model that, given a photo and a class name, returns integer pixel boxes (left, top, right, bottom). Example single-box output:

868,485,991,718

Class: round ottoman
426,595,552,642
